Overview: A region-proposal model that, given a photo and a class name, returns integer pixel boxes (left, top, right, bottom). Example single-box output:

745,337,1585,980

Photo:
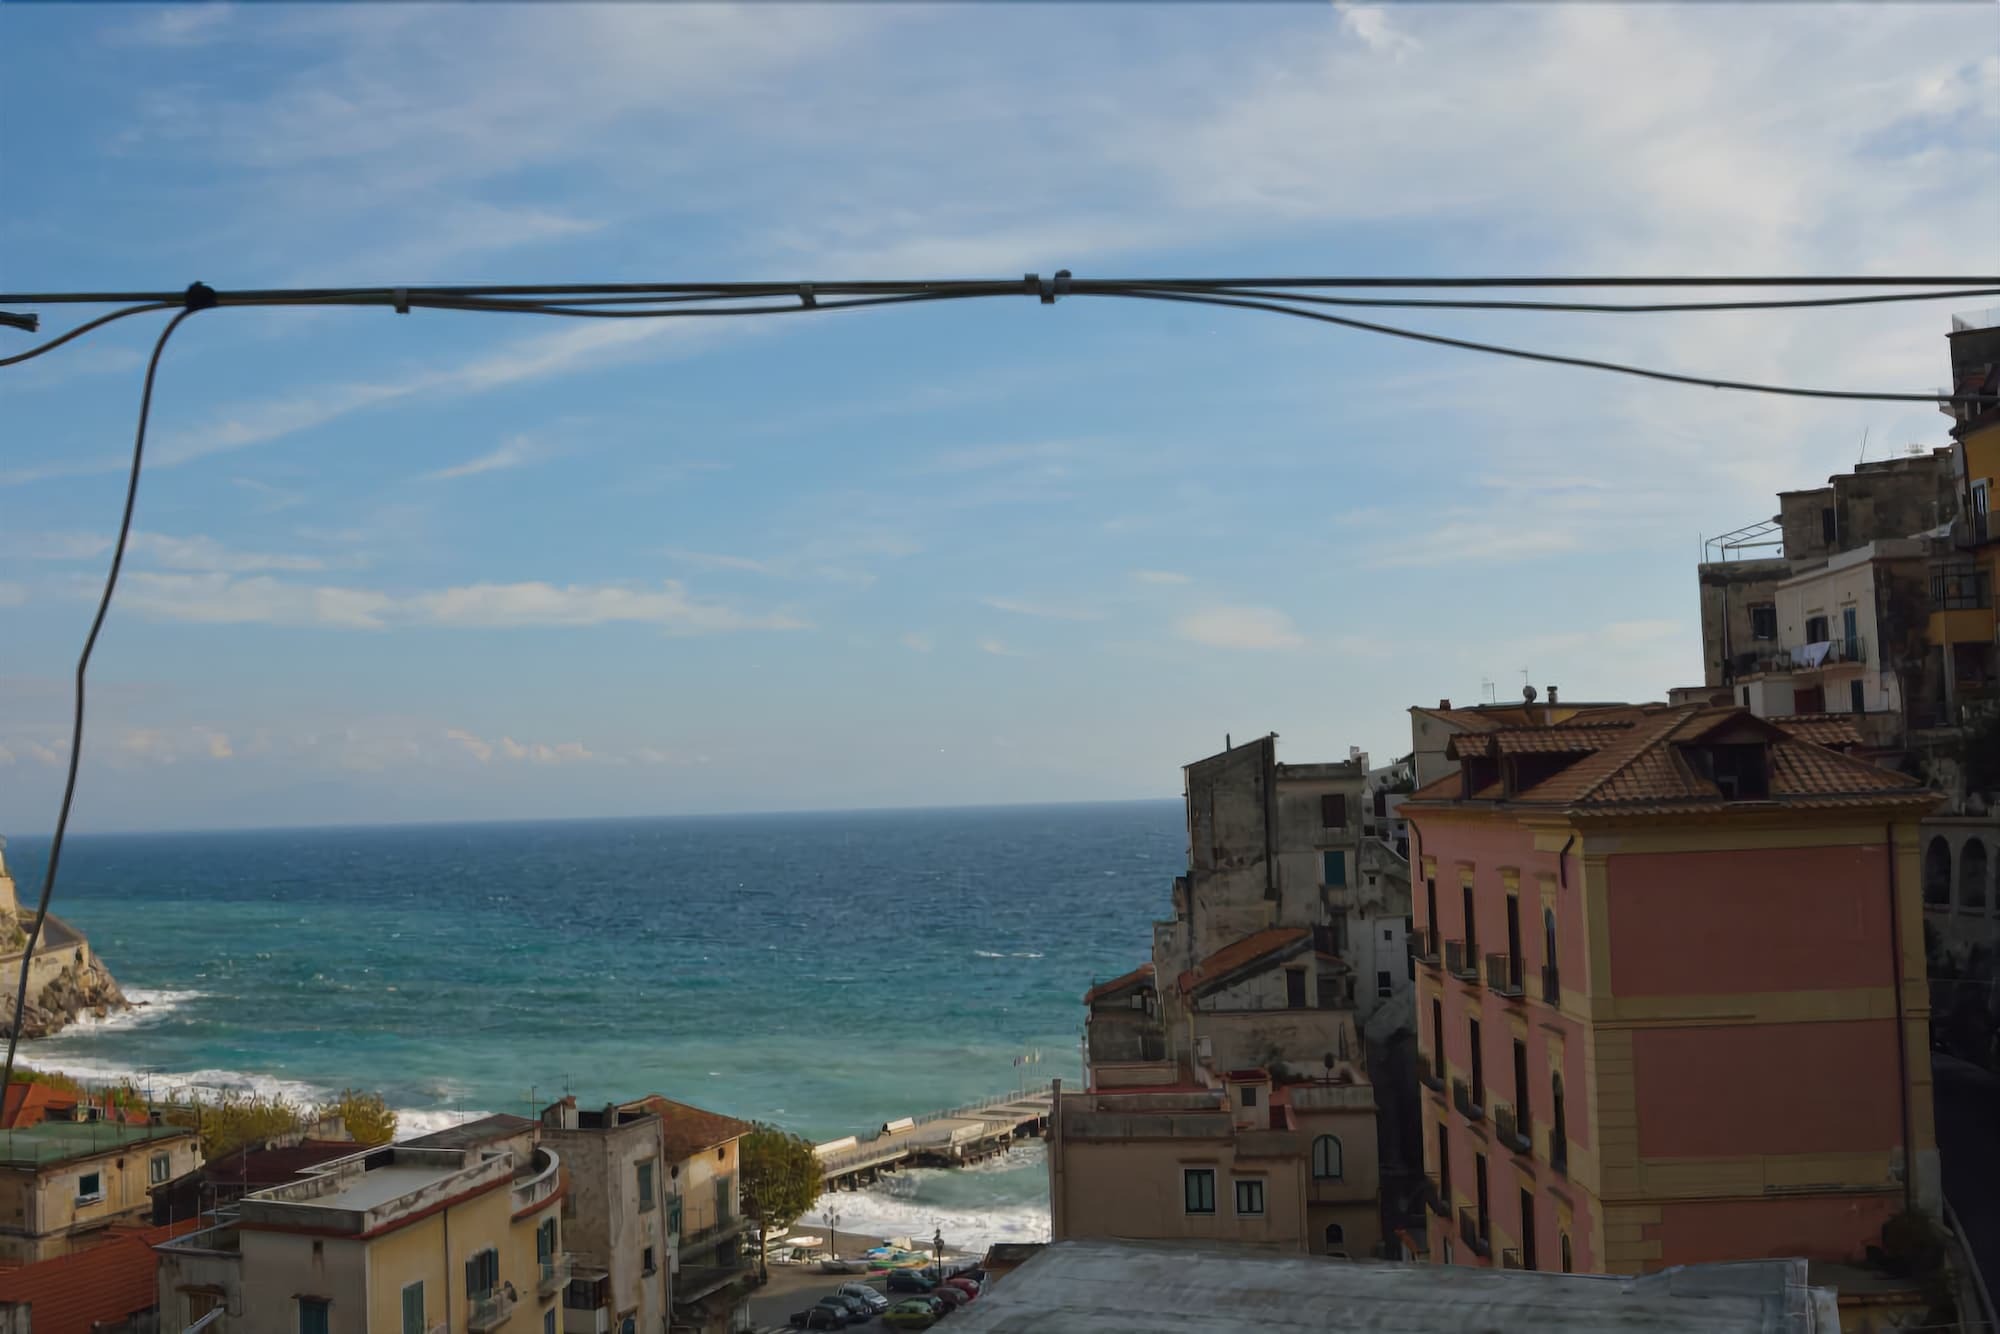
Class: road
1933,1052,1999,1312
743,1228,946,1332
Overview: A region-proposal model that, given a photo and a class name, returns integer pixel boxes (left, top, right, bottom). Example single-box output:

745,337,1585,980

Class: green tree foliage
324,1088,397,1146
739,1125,821,1278
166,1092,308,1158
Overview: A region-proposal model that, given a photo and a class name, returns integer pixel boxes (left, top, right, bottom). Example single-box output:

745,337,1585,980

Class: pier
815,1082,1053,1190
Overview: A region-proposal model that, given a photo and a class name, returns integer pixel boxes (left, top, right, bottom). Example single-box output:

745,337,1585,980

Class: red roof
1176,927,1310,996
2,1083,149,1130
622,1095,756,1163
0,1219,202,1334
1083,962,1154,1005
199,1139,357,1187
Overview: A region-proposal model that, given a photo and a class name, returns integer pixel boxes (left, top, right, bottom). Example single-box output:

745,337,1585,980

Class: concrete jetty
815,1083,1053,1190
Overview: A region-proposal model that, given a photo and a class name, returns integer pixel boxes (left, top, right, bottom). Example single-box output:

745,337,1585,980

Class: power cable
0,303,204,1100
0,302,176,368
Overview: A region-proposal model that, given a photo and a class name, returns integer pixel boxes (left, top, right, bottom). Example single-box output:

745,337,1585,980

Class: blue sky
2,4,1996,832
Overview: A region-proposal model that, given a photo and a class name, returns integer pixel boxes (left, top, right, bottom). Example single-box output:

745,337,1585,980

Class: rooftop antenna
1857,426,1871,463
1480,676,1496,704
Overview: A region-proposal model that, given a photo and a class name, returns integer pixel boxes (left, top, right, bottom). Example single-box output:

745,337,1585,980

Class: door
1850,679,1866,714
1842,607,1859,661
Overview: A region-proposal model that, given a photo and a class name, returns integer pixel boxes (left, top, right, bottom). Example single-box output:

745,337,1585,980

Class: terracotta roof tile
1176,927,1310,997
1771,715,1865,748
1083,963,1154,1005
0,1219,202,1334
624,1095,756,1163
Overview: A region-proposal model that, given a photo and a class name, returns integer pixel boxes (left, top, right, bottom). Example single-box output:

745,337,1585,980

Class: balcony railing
1493,1103,1531,1155
1452,1078,1484,1122
1458,1207,1490,1258
674,1256,757,1306
1500,1248,1523,1270
1734,636,1871,676
1540,965,1561,1006
539,1253,574,1297
1551,1138,1569,1177
1484,952,1524,998
1443,939,1479,981
1412,928,1439,966
467,1286,518,1333
1933,566,1993,610
1418,1053,1445,1093
681,1214,751,1258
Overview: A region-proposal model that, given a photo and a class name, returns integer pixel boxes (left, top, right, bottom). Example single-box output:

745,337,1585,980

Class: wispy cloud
1174,605,1305,651
1366,522,1582,570
661,550,780,575
233,477,306,513
900,631,934,653
978,637,1026,658
13,531,332,574
1130,569,1191,586
981,596,1102,622
116,573,807,634
421,434,547,482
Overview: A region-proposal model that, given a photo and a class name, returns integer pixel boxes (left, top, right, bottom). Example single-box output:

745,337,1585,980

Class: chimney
1439,699,1451,709
1547,685,1559,705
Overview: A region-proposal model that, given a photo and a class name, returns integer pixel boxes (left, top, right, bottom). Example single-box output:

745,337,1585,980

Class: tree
321,1089,397,1146
166,1091,306,1158
738,1125,821,1281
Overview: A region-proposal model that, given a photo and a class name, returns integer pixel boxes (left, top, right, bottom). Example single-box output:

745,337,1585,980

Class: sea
1,801,1183,1250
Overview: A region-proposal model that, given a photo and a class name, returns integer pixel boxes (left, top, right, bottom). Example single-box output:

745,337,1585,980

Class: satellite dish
1523,684,1539,702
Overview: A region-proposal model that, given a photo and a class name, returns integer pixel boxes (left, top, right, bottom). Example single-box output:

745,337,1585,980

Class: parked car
839,1283,891,1313
790,1307,848,1330
930,1286,968,1312
944,1277,980,1301
885,1269,937,1293
824,1293,876,1322
881,1301,939,1331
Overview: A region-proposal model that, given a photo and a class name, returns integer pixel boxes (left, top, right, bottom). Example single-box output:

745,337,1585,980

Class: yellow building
619,1095,757,1334
0,1120,202,1263
1934,314,2000,706
156,1140,565,1334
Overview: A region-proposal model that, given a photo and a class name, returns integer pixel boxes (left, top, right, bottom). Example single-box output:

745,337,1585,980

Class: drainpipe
444,1206,454,1330
1557,835,1575,891
1885,822,1917,1213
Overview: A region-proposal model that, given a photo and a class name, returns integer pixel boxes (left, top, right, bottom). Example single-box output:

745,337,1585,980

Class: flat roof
404,1113,535,1151
0,1121,189,1168
309,1162,455,1213
946,1239,1833,1334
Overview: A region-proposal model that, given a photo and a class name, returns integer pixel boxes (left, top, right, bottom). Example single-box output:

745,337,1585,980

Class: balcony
1412,927,1439,966
512,1146,561,1214
1540,965,1561,1006
680,1213,751,1260
538,1254,574,1298
1551,1138,1569,1177
467,1286,518,1332
1493,1103,1531,1156
1451,1078,1484,1123
1458,1207,1491,1259
1933,566,1993,611
1443,939,1480,982
1500,1248,1524,1270
675,1255,757,1306
1733,635,1870,677
1421,1175,1447,1216
1418,1053,1445,1094
1484,952,1524,999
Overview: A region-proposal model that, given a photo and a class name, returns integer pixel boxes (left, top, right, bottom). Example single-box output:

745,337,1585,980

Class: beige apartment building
620,1095,756,1334
0,1120,202,1263
155,1140,565,1334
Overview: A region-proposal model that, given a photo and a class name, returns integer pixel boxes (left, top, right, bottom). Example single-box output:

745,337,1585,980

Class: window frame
299,1297,332,1334
401,1280,425,1334
75,1170,103,1204
1182,1167,1216,1215
637,1159,656,1212
150,1152,172,1185
1233,1177,1266,1217
1311,1134,1343,1181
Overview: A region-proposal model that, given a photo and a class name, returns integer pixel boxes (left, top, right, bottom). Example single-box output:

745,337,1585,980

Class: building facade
539,1100,669,1334
619,1096,755,1334
1406,704,1937,1275
0,1122,202,1264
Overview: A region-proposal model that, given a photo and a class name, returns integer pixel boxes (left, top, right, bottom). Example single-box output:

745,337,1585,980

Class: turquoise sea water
3,802,1181,1246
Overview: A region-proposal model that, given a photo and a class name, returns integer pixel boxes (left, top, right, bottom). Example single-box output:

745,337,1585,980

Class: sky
1,4,1997,832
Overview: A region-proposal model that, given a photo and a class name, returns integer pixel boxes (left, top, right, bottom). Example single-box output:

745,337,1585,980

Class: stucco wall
1654,1193,1902,1267
0,1133,202,1261
546,1119,665,1331
239,1229,370,1334
1053,1133,1306,1251
1632,1022,1903,1158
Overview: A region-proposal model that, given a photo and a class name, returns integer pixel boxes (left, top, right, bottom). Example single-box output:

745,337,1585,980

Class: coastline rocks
1,947,131,1040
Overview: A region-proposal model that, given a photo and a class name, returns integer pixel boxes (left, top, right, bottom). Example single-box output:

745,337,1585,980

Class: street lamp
823,1207,841,1264
933,1227,944,1284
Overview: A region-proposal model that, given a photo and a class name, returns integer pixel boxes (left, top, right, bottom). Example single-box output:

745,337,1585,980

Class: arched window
1925,836,1953,907
1551,1073,1568,1174
1962,841,1990,913
1560,1233,1572,1273
1324,1222,1345,1254
1312,1135,1343,1181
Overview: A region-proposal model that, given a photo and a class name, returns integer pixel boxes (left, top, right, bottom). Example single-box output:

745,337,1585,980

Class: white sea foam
813,1143,1052,1253
973,950,1006,959
44,988,205,1036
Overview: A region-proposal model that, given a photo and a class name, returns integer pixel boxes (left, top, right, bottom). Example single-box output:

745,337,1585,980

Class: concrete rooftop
949,1239,1837,1334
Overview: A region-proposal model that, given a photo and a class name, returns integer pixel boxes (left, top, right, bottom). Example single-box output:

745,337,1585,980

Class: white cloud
27,740,68,768
1175,605,1305,651
115,572,804,634
900,631,934,653
497,736,593,765
10,531,331,573
978,638,1026,658
0,744,13,767
981,596,1102,622
421,434,547,482
445,729,495,763
201,729,234,760
1131,569,1191,586
1333,2,1417,56
662,550,779,575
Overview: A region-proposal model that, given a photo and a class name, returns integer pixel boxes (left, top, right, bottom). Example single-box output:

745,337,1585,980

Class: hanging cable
0,302,176,367
0,303,203,1099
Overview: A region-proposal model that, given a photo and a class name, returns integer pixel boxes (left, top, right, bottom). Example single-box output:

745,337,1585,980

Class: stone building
538,1098,670,1334
0,1121,202,1264
0,841,127,1039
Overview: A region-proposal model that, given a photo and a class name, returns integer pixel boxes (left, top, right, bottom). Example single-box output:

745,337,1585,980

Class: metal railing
1933,566,1993,610
1418,1053,1445,1093
1411,927,1438,965
1443,939,1479,981
1540,965,1561,1006
539,1253,573,1297
1484,952,1523,998
1452,1079,1483,1122
1494,1103,1531,1155
466,1286,517,1333
1458,1207,1490,1258
681,1214,750,1257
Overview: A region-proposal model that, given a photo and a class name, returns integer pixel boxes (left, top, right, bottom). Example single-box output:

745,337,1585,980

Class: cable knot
182,282,218,312
1025,271,1073,305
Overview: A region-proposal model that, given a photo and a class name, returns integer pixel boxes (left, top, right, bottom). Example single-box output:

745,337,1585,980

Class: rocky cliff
0,841,132,1039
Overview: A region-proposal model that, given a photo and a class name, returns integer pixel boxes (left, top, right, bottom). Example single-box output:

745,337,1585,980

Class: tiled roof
1176,927,1310,997
1770,715,1865,748
2,1083,149,1130
0,1218,202,1334
199,1138,358,1187
623,1095,756,1163
1404,704,1932,816
1083,963,1154,1005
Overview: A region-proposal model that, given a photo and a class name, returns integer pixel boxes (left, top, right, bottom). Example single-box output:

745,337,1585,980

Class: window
402,1281,425,1334
1974,480,1991,543
1234,1178,1265,1216
1520,1188,1537,1271
1749,602,1776,640
1436,1123,1451,1199
1424,879,1437,941
300,1298,331,1334
1805,613,1830,643
1474,1152,1489,1240
465,1248,500,1301
1461,884,1477,954
1551,1074,1569,1175
76,1171,102,1203
1850,679,1866,715
538,1217,557,1264
1320,794,1346,828
1240,1084,1259,1108
1324,1222,1345,1254
1430,998,1444,1076
643,1246,657,1276
150,1153,172,1185
545,1312,557,1334
1323,851,1345,887
1285,970,1306,1010
637,1160,656,1211
1468,1018,1484,1110
1376,969,1392,998
1183,1168,1216,1214
1560,1233,1573,1273
1311,1135,1343,1181
1513,1039,1530,1133
1820,506,1837,545
1543,908,1560,1003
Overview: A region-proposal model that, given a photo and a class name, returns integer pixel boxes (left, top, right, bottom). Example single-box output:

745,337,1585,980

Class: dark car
930,1286,968,1312
886,1269,937,1293
790,1307,847,1330
825,1292,876,1322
